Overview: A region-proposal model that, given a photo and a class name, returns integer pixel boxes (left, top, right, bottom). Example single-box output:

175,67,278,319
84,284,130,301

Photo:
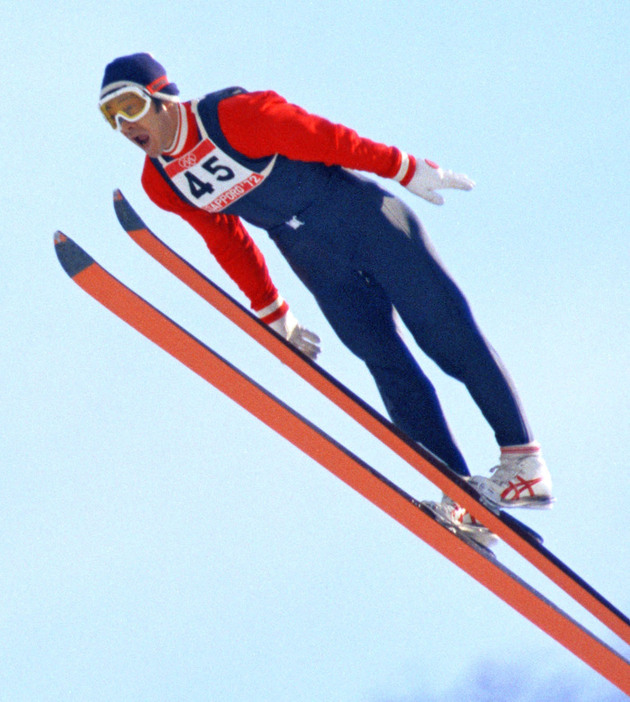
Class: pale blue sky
1,1,628,700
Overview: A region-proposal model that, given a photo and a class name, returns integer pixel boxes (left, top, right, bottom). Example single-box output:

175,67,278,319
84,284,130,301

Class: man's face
118,101,174,158
100,87,178,158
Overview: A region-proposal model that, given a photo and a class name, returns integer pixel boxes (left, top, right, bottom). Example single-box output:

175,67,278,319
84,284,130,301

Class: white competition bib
164,139,275,213
162,103,276,213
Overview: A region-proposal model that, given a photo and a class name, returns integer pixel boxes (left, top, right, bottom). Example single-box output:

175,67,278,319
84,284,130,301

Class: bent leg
369,196,533,448
306,267,470,475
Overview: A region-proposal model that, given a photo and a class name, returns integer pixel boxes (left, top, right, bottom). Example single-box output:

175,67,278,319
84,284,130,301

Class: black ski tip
113,188,146,233
54,231,94,278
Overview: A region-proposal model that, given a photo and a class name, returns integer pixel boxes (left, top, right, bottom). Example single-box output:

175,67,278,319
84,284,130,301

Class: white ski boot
423,495,499,550
470,442,555,510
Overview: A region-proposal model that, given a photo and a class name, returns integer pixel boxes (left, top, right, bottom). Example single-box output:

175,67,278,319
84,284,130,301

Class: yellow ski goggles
99,85,153,130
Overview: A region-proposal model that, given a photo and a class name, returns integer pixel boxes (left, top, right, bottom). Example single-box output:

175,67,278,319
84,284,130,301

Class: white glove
396,155,475,206
269,308,321,360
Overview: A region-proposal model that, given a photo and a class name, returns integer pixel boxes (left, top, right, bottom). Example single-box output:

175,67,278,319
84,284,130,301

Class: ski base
112,189,630,649
54,231,630,695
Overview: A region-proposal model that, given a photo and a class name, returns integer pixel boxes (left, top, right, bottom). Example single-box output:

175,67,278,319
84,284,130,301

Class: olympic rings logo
178,153,198,169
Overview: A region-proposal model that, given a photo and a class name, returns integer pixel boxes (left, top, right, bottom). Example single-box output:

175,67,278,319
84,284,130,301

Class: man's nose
117,116,133,133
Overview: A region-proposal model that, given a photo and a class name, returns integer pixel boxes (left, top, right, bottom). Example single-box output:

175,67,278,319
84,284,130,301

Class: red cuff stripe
259,299,289,324
400,154,417,186
501,442,541,455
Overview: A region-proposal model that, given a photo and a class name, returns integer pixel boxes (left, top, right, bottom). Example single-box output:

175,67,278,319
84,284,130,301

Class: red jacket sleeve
141,159,280,313
218,90,406,178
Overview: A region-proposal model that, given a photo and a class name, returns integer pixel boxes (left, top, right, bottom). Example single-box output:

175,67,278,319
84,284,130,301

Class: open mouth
134,135,150,148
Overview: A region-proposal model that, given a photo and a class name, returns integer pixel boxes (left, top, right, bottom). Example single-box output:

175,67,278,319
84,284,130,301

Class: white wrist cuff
392,151,411,182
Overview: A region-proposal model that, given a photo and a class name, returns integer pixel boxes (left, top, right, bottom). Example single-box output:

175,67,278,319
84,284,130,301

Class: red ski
54,230,629,695
113,189,630,648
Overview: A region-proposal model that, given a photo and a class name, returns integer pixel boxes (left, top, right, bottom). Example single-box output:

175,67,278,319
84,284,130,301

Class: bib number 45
184,156,235,198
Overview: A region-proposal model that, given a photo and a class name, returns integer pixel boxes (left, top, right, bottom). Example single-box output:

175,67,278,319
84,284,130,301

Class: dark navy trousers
268,169,532,476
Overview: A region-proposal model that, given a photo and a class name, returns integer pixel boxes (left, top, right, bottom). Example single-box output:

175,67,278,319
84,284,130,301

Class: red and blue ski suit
141,88,533,476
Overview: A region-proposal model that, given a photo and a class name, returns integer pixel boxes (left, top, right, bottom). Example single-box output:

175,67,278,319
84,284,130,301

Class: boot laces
489,455,529,485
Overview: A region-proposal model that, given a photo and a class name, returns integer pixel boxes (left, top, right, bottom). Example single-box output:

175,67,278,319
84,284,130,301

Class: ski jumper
141,88,533,476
